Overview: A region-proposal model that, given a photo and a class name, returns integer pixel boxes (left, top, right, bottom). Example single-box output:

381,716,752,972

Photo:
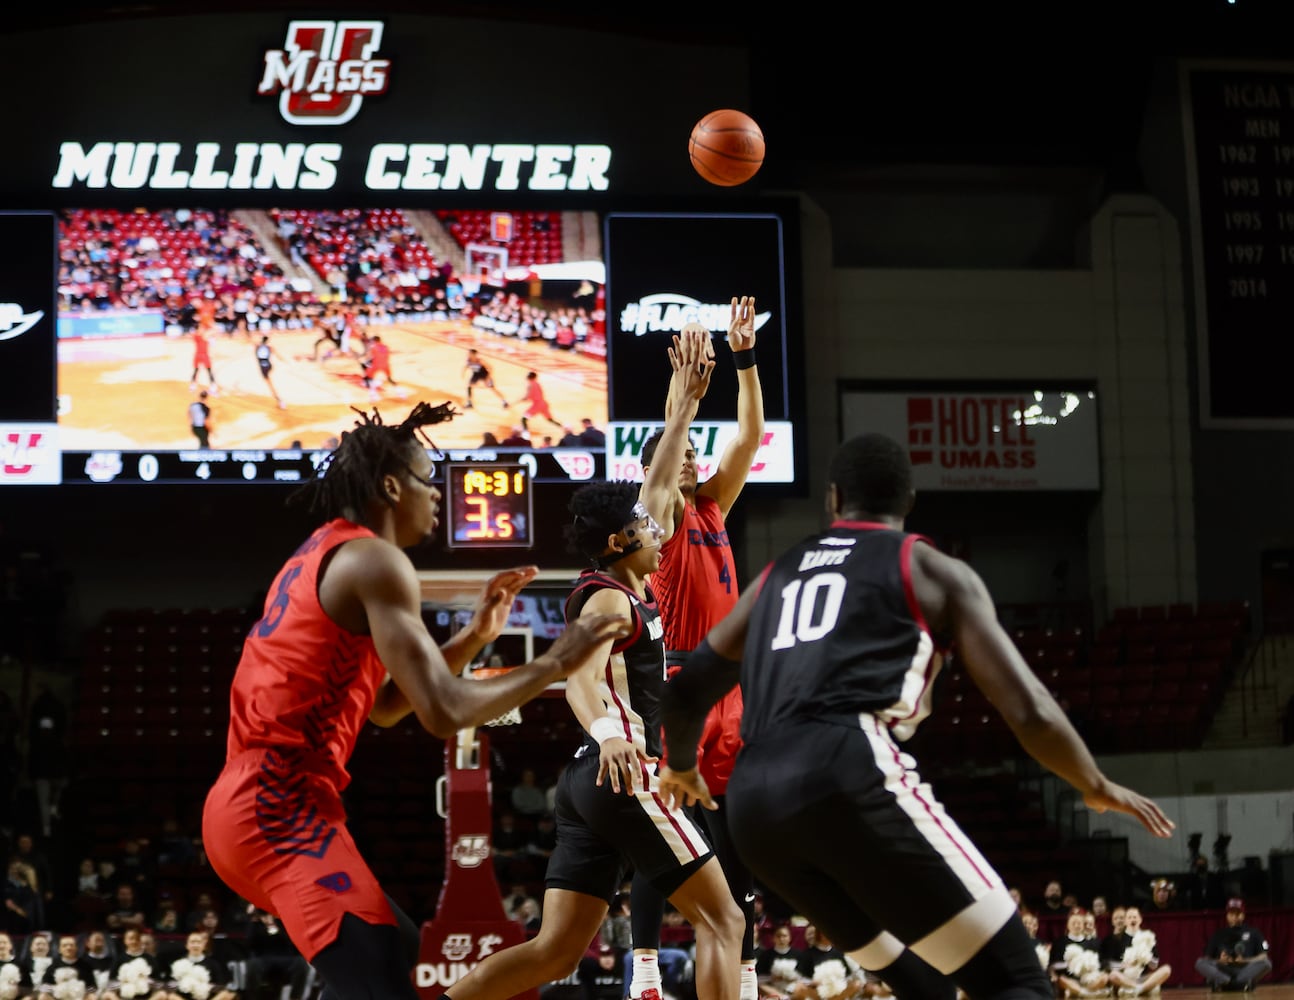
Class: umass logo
258,20,391,125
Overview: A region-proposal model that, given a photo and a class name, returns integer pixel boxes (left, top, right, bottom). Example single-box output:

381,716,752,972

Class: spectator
1106,906,1171,997
791,927,866,1000
490,812,533,885
114,839,157,909
49,933,95,998
2,860,41,935
99,927,165,1000
11,834,54,924
501,885,538,923
105,883,147,933
17,930,54,999
1195,897,1272,993
1099,906,1128,969
755,925,803,999
243,908,311,1000
160,930,239,1000
25,684,68,839
1040,880,1066,914
1148,877,1177,912
80,929,116,991
184,893,217,933
599,889,631,953
1049,908,1108,999
1019,909,1050,977
509,767,549,818
0,930,20,978
153,891,183,934
156,819,198,868
577,942,624,1000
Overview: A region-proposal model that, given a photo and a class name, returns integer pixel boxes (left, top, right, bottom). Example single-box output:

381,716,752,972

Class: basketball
689,109,765,187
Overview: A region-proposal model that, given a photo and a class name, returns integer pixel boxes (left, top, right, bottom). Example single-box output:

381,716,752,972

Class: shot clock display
445,462,533,550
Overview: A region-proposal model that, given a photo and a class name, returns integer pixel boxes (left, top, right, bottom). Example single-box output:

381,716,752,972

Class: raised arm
911,541,1176,839
697,295,765,518
638,328,712,543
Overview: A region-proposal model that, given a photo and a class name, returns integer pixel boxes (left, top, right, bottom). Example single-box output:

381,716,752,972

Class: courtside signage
607,420,795,485
840,388,1100,491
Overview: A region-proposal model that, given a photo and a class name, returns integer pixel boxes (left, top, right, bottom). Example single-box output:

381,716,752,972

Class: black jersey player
658,432,1175,1000
440,329,743,1000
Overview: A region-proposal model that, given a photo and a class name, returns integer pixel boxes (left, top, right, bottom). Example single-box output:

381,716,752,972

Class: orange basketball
689,109,765,187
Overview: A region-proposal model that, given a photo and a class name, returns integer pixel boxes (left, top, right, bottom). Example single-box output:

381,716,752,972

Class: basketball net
464,665,521,759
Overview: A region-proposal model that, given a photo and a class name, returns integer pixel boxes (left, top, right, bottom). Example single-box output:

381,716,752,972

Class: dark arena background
2,1,1294,996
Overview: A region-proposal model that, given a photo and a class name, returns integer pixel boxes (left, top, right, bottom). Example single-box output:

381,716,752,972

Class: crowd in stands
56,208,606,359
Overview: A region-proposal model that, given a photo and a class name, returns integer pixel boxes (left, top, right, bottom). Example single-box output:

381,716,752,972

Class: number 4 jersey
740,521,946,746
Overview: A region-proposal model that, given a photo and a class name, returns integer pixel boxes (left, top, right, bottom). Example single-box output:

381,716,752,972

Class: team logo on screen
0,303,44,342
258,20,390,126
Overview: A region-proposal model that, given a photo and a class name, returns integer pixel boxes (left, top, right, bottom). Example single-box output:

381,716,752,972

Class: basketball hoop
469,665,523,728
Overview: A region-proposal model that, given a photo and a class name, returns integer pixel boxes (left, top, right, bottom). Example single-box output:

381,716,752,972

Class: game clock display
445,462,533,549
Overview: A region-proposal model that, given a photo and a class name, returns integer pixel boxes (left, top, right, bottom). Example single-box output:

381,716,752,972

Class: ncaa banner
840,387,1100,491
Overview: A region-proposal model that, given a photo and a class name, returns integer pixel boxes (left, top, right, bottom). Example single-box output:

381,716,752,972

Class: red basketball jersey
225,518,387,792
652,494,743,790
653,494,739,652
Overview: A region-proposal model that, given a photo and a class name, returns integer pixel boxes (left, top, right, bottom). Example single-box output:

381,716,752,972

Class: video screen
43,206,607,483
0,201,804,490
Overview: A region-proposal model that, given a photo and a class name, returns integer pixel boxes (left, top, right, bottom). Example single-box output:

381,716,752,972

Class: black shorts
727,717,1017,970
259,361,272,377
545,750,712,904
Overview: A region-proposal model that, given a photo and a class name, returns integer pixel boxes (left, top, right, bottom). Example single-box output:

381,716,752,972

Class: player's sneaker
633,989,662,1000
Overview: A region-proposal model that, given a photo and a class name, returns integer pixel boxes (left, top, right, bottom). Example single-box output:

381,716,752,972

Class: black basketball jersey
740,520,945,745
564,569,667,759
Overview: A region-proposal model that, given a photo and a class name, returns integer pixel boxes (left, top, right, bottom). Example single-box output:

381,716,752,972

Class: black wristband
733,348,756,370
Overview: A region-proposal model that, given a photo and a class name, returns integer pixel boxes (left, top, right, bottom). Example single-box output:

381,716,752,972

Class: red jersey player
201,401,630,1000
515,370,564,433
628,297,765,1000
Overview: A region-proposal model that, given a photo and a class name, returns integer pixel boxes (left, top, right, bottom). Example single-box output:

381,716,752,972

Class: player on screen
190,326,218,393
255,335,287,410
514,371,564,434
201,400,631,1000
463,349,509,410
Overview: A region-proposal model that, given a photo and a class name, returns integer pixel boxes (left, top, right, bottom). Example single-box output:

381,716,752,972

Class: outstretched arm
698,295,765,518
639,328,712,543
328,539,630,736
912,542,1176,838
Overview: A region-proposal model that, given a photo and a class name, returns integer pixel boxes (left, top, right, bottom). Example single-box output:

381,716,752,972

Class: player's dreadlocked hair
563,480,641,566
290,401,457,522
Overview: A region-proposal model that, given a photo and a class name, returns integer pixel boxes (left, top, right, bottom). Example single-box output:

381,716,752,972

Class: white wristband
589,717,623,745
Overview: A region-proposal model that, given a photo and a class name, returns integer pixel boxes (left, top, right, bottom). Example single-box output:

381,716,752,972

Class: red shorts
201,750,396,961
